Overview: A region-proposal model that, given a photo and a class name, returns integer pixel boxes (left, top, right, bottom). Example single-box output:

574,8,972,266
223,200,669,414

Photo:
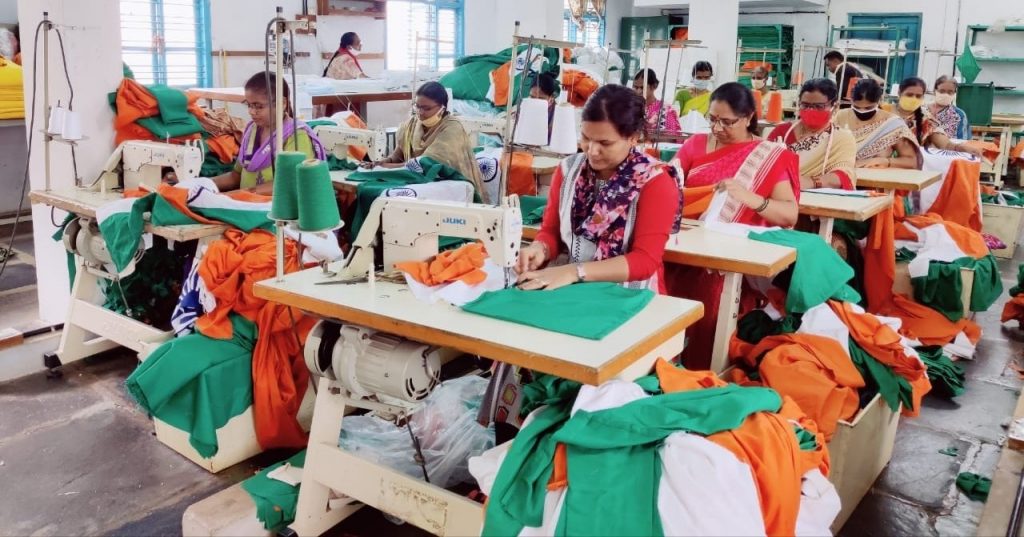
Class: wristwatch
575,263,587,283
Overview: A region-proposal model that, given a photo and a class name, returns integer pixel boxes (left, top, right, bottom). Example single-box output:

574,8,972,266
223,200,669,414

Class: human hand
358,160,376,169
516,264,577,291
960,145,983,158
716,179,758,207
861,157,889,169
516,243,548,274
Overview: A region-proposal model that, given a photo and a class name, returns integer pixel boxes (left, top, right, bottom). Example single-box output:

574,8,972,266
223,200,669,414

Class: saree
387,114,488,203
646,99,681,135
835,109,922,165
235,120,326,189
668,134,801,368
929,104,970,140
676,89,711,116
770,123,857,189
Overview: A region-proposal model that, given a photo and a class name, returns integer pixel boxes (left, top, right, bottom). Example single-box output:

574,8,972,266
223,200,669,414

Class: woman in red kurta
517,84,682,293
668,82,801,368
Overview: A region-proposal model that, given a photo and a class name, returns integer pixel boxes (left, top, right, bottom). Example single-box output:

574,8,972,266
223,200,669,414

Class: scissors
315,276,370,286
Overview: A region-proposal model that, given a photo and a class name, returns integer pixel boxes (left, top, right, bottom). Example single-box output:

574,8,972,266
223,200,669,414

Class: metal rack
639,36,703,152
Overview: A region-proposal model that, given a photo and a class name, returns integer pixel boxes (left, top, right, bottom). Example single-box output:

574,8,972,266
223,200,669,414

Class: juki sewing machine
92,140,203,193
314,124,387,162
454,114,508,143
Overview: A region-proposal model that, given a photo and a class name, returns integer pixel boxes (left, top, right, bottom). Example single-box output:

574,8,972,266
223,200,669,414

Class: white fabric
266,462,304,487
919,147,979,214
796,470,842,537
283,227,344,265
570,379,648,417
680,110,711,134
943,331,977,360
468,440,511,496
797,303,852,354
904,223,969,278
402,258,507,307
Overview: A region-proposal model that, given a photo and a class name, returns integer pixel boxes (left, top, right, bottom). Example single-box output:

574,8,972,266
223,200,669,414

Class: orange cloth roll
793,71,804,86
752,89,763,120
766,91,784,123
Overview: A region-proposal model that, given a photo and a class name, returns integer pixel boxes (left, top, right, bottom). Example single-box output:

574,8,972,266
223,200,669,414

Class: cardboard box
982,202,1024,259
893,261,974,319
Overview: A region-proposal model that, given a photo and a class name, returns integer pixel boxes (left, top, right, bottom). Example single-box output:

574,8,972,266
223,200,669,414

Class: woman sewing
633,68,681,136
767,78,856,189
516,84,682,293
834,78,922,169
929,75,970,140
366,81,487,202
667,82,800,367
895,77,982,157
324,32,367,80
674,61,715,116
210,72,325,194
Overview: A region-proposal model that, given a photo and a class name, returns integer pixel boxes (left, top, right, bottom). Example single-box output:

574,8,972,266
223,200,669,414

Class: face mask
348,48,359,57
899,96,923,113
799,108,832,130
420,106,445,128
693,79,712,91
934,93,955,107
751,79,766,90
852,106,878,121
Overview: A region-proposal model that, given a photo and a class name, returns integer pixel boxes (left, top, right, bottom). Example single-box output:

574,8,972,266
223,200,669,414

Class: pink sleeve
666,107,682,134
671,134,705,174
624,172,679,281
534,166,565,259
834,170,853,190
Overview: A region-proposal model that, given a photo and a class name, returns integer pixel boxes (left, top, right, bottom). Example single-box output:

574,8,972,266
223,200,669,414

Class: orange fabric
752,89,763,120
562,70,600,108
766,92,784,123
655,358,727,391
394,242,488,286
864,204,896,313
724,367,763,387
113,78,205,145
196,229,313,449
671,27,689,41
883,293,981,347
741,61,773,72
503,151,537,196
735,334,864,440
1011,140,1024,161
491,61,512,107
845,77,860,100
548,443,568,491
150,183,270,224
962,140,1001,162
982,184,998,196
1002,295,1024,325
828,301,932,417
926,159,983,231
343,112,370,161
206,134,240,164
681,185,715,219
900,213,988,257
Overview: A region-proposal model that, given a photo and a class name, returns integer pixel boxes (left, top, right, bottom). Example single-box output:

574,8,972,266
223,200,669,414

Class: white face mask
693,79,712,91
751,79,766,90
934,93,955,107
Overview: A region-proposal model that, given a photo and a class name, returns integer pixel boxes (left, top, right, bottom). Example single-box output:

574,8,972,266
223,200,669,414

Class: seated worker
675,61,714,116
929,75,970,140
633,68,681,136
767,78,856,189
366,81,488,202
895,77,981,158
824,50,862,107
750,65,769,91
530,72,559,137
516,84,682,293
834,78,922,169
211,72,325,194
324,32,367,80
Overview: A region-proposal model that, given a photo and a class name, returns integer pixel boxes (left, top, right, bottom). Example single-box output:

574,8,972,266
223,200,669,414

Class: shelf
977,58,1024,63
325,8,385,18
995,90,1024,96
969,25,1024,33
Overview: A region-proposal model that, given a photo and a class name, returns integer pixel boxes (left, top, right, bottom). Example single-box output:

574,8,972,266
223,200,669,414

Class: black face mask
853,108,877,121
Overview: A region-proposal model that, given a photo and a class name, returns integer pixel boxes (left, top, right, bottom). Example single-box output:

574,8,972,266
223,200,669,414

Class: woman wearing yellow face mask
895,77,982,158
366,81,487,202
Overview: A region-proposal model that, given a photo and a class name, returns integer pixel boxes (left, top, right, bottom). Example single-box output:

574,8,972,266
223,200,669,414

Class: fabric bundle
0,56,24,119
1001,264,1024,327
395,242,488,287
108,78,205,145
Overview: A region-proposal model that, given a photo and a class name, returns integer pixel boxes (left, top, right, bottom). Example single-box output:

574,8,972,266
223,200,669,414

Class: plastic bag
338,375,494,488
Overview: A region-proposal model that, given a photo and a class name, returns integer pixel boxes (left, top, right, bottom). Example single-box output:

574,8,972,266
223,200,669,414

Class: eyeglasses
412,103,440,112
244,101,268,112
798,101,832,111
707,115,744,128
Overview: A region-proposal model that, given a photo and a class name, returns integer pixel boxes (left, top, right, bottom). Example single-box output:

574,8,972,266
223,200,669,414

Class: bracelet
753,196,770,213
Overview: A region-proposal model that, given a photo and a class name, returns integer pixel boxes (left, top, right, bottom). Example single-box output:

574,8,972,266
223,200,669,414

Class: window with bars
386,0,463,72
562,1,605,48
120,0,212,88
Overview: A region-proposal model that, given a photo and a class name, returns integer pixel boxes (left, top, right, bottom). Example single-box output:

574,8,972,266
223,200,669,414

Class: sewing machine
92,140,203,193
454,114,508,142
332,195,523,284
314,124,387,162
61,216,144,278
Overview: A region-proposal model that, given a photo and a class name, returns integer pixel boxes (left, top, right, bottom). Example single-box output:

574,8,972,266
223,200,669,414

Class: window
120,0,212,87
562,0,605,48
387,0,464,72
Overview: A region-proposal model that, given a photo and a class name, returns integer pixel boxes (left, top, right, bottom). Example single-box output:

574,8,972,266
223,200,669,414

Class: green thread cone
296,158,341,231
269,151,305,221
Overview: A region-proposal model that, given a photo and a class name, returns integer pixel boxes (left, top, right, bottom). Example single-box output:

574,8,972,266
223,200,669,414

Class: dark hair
11,24,18,42
934,75,958,91
416,81,449,108
692,61,713,77
824,50,845,62
244,72,292,117
851,78,884,102
710,82,759,135
533,72,558,97
634,68,660,88
581,84,646,138
899,77,928,143
339,32,358,49
800,77,839,103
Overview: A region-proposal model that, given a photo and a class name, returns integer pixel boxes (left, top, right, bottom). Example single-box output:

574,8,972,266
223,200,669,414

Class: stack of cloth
0,56,23,119
108,78,205,145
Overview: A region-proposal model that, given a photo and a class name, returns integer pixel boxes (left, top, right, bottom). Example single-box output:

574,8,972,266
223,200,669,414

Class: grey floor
1,222,1022,536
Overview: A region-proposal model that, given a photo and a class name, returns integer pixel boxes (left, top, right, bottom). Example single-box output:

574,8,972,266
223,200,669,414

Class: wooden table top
799,191,893,221
855,168,943,192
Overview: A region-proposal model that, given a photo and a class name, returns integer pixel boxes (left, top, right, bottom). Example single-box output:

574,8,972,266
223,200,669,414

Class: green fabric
99,243,185,329
242,450,307,531
916,346,965,398
848,340,913,413
956,41,982,84
896,247,917,263
911,255,1004,322
736,309,801,344
122,62,135,79
107,84,203,140
519,195,547,225
51,214,77,292
482,374,782,537
462,283,655,340
440,45,561,108
327,154,359,171
1010,263,1024,297
305,119,337,129
956,472,991,501
749,229,861,314
345,156,480,242
833,219,870,240
794,425,818,451
125,314,255,458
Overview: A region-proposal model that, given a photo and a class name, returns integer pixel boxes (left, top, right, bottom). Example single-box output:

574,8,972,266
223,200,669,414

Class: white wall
689,0,739,84
18,0,123,322
464,0,563,55
0,0,16,24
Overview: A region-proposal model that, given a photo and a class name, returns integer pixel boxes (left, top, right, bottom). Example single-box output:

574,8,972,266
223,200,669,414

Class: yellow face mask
420,107,446,128
898,96,923,113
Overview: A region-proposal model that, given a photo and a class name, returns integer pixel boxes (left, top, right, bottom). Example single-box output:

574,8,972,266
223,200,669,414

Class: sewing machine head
454,115,507,143
314,125,387,162
92,140,203,193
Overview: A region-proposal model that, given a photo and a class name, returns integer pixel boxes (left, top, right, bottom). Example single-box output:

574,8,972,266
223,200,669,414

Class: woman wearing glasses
667,82,800,367
833,78,922,169
211,72,326,194
366,81,487,202
766,78,857,189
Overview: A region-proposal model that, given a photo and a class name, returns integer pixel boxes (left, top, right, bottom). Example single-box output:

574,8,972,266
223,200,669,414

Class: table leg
818,216,835,242
45,262,120,371
710,271,742,374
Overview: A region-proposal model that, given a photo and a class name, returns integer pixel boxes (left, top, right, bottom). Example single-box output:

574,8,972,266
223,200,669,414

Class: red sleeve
834,170,853,190
624,172,679,281
765,122,794,144
671,133,705,174
534,165,565,259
